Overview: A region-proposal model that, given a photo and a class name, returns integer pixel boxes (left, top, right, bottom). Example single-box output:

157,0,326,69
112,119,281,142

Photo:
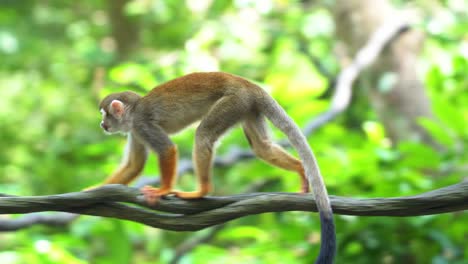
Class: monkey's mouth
100,122,110,132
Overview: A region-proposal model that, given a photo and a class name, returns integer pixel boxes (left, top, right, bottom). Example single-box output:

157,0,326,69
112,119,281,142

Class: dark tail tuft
315,212,336,264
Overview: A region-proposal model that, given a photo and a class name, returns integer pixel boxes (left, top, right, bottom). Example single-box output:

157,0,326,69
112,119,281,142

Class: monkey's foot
173,190,207,199
300,184,310,193
140,186,171,205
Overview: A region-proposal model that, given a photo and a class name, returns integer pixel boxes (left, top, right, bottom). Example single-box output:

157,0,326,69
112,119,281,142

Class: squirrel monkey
96,72,335,263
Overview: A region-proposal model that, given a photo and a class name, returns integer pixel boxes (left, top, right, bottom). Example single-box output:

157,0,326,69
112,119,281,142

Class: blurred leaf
418,118,455,147
109,63,157,88
219,226,269,242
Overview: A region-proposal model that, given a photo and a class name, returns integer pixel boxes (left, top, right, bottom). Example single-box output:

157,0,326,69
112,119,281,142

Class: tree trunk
330,0,436,146
107,0,139,59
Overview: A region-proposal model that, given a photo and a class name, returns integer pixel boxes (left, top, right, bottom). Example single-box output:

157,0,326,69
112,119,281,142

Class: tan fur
94,72,336,263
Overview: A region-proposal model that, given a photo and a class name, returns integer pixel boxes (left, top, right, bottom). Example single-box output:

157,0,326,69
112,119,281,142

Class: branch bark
1,181,467,232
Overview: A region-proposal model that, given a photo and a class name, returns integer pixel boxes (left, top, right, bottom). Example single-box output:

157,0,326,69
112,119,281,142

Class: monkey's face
100,108,118,134
100,99,131,134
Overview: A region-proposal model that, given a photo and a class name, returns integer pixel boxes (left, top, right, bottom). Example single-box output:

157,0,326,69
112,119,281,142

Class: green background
0,0,467,263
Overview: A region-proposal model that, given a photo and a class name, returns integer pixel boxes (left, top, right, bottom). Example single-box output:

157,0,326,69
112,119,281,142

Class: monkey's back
137,72,263,134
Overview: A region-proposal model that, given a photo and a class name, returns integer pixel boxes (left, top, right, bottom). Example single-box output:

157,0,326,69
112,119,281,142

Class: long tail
260,94,336,264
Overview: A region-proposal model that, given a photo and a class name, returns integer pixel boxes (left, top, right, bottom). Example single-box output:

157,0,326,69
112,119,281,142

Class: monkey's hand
140,186,172,205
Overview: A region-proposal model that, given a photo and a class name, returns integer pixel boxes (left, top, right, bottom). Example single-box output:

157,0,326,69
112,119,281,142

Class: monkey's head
99,91,141,134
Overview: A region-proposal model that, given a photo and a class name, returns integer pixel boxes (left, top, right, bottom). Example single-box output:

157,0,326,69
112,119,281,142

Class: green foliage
0,0,467,263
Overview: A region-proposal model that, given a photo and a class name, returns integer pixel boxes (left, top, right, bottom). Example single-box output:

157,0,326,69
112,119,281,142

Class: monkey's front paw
141,186,173,205
141,186,162,205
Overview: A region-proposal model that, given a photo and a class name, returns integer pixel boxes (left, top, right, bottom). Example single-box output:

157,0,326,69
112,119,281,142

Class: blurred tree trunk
107,0,139,59
330,0,436,146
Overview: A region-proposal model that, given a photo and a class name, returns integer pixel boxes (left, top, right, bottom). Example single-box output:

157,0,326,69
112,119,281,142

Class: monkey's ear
110,100,125,118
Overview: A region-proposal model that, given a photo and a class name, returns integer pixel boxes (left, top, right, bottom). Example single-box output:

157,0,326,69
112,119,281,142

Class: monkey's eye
100,108,107,118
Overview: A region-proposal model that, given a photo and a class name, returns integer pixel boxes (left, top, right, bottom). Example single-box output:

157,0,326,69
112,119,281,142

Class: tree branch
303,19,410,135
1,181,467,232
